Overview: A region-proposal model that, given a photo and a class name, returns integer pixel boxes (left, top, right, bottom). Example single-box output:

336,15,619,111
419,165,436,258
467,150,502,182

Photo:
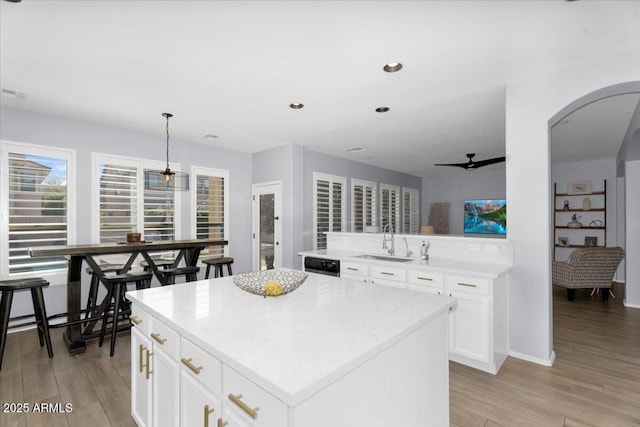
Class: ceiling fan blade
471,156,505,168
433,162,470,169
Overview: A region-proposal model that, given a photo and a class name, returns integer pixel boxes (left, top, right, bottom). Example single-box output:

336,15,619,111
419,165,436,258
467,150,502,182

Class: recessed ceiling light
376,107,390,113
4,0,23,3
202,134,218,139
289,102,304,109
383,62,403,73
1,88,26,99
345,146,366,153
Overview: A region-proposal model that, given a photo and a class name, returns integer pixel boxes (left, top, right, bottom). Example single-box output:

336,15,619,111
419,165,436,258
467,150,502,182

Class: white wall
624,160,640,307
506,49,640,365
422,166,505,235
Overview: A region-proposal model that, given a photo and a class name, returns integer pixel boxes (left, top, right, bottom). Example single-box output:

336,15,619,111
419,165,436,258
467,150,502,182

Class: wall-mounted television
464,199,506,235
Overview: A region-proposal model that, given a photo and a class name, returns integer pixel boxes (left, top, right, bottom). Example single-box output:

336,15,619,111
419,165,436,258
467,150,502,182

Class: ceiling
1,1,640,177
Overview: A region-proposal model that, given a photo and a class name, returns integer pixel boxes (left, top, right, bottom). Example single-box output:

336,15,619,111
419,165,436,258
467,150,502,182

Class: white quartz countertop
126,271,454,407
299,249,512,278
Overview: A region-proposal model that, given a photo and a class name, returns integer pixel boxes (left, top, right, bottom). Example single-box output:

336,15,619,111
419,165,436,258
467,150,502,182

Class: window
191,167,229,257
93,154,181,244
1,141,76,280
380,183,400,233
313,173,346,250
351,179,376,232
402,187,420,234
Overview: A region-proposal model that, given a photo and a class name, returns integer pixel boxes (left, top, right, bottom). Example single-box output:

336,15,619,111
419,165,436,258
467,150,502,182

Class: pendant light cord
165,114,170,170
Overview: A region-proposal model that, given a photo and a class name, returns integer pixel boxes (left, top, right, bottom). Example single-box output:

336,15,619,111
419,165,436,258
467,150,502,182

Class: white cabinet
148,317,181,427
339,259,507,374
180,371,220,427
131,327,152,427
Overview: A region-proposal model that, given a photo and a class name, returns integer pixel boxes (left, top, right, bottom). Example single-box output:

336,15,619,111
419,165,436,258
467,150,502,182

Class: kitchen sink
354,254,414,262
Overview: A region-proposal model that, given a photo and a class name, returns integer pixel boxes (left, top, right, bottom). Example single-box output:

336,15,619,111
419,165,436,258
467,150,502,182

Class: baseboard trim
508,350,556,367
623,300,640,309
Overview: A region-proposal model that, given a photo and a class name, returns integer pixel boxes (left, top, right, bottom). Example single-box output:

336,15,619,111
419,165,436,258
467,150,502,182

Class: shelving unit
553,180,607,260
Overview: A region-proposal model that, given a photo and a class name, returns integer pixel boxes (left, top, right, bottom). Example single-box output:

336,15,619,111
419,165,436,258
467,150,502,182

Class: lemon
264,281,283,296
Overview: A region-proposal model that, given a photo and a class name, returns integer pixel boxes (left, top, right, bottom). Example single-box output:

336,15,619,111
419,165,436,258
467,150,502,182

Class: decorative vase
567,220,582,229
582,197,591,211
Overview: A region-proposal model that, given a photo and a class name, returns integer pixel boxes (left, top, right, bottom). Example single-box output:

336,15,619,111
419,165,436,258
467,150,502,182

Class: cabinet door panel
153,346,181,427
448,292,489,363
221,407,252,427
181,371,221,427
131,328,152,427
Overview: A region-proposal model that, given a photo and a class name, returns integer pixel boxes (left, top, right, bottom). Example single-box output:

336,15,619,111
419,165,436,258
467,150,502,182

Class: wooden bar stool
140,257,175,271
85,264,122,323
160,266,200,286
98,272,152,356
202,257,234,279
0,278,53,370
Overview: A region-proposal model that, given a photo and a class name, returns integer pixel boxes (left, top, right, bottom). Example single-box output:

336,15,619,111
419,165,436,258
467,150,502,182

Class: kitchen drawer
130,304,150,335
370,265,406,283
223,365,287,427
445,274,490,295
406,270,444,288
149,317,180,359
341,261,369,277
181,336,223,395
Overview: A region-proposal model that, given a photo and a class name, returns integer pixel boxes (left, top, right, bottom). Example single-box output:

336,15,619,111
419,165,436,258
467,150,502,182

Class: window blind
380,183,400,233
351,179,376,232
313,173,346,250
402,188,420,234
195,173,226,256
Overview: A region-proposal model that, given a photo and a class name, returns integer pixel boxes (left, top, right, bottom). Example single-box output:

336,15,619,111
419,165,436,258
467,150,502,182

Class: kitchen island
126,270,455,427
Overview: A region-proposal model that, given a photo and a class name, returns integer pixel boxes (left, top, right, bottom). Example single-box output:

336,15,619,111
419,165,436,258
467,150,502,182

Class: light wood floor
1,284,639,427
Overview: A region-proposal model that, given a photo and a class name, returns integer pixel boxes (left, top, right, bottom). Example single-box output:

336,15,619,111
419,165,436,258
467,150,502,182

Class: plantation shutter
195,173,226,256
314,173,346,250
351,179,376,232
7,152,70,274
99,163,137,243
143,169,176,241
380,184,400,233
402,188,420,234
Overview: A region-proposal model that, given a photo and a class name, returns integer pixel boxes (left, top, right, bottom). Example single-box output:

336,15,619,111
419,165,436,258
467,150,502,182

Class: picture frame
584,236,598,247
558,237,569,247
567,180,592,195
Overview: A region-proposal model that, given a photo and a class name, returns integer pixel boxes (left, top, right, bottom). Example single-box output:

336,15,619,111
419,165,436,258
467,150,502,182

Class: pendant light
144,112,189,191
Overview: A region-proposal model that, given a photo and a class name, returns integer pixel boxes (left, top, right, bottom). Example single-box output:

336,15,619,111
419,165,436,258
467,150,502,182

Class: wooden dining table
29,238,227,354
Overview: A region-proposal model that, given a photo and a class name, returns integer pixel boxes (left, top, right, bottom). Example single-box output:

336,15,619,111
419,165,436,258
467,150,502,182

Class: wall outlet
485,245,498,252
467,244,480,251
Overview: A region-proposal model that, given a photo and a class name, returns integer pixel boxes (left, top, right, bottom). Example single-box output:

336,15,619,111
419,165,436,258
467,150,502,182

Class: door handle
274,216,279,220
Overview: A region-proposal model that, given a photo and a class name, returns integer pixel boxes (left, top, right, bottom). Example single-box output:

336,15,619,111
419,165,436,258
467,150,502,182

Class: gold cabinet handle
139,344,147,373
346,267,359,271
417,276,433,281
217,419,228,427
228,393,260,419
181,357,203,375
129,315,142,325
151,333,167,344
380,271,394,276
203,404,214,427
457,282,477,288
145,350,153,379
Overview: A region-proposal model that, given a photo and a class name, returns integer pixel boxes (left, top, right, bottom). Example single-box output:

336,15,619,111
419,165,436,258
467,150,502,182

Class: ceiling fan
434,153,505,170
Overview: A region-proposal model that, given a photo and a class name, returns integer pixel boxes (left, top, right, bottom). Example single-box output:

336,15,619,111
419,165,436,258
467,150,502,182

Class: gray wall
302,149,423,251
1,106,253,318
616,99,640,172
421,166,506,235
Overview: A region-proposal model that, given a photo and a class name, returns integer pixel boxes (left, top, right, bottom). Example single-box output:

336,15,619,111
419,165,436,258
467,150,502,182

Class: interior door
252,182,282,271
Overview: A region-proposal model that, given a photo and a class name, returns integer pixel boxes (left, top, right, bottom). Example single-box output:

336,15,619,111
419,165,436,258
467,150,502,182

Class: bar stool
140,257,175,271
159,266,200,286
98,271,152,356
202,257,234,279
85,264,122,323
0,278,53,370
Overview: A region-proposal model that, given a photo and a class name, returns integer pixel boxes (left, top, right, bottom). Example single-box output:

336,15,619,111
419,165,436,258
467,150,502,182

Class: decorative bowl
232,269,308,297
126,232,141,243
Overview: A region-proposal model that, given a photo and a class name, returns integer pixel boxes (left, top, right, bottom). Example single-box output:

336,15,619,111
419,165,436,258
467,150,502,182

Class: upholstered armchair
552,247,625,302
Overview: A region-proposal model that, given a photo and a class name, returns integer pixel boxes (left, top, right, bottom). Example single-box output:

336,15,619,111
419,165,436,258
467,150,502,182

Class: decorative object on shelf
558,237,569,247
567,180,592,195
582,197,591,211
584,236,598,247
420,225,435,234
126,232,141,243
567,214,582,228
144,113,190,191
589,219,603,228
563,200,570,211
232,269,308,297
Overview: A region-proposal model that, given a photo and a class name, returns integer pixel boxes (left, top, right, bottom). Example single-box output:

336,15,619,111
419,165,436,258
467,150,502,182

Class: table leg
63,255,87,355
